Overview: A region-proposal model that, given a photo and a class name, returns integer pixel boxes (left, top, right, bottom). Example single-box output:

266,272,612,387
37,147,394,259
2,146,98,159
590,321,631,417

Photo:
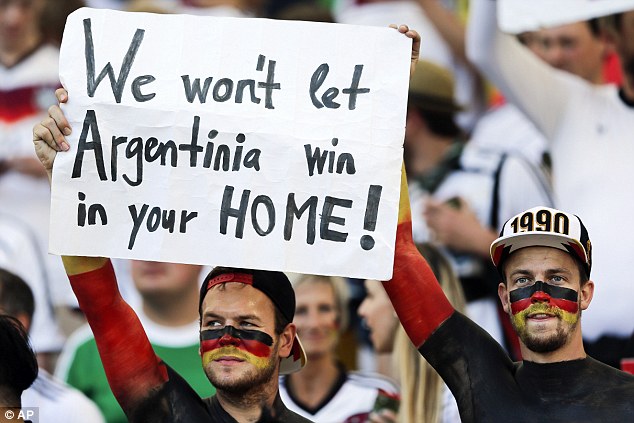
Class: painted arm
33,90,168,412
65,260,168,411
382,166,454,347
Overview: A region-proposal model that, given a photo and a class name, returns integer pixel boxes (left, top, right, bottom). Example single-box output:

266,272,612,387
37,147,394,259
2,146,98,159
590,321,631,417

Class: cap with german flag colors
490,206,592,278
199,268,307,374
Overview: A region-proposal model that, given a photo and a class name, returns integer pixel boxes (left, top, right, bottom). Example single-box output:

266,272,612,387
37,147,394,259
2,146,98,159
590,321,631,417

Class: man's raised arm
382,166,455,348
32,91,169,414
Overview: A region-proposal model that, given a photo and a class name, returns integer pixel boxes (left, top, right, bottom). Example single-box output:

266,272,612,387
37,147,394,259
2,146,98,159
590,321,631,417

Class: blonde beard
511,303,580,353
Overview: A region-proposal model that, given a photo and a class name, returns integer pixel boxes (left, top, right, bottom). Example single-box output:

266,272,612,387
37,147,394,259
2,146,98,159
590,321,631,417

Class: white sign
50,8,411,279
499,0,634,33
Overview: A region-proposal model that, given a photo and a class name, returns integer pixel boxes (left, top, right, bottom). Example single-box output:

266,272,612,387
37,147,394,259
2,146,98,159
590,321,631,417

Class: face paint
200,326,274,369
509,281,578,314
509,281,580,332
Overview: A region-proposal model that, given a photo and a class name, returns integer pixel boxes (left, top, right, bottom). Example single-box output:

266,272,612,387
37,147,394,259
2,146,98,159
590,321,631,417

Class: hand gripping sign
49,8,411,280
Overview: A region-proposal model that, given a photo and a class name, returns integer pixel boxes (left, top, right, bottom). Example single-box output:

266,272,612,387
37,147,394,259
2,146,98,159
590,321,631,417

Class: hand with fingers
389,24,420,78
32,88,71,181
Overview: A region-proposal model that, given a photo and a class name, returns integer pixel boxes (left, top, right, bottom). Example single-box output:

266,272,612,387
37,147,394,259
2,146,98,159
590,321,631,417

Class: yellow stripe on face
201,346,271,369
511,303,579,333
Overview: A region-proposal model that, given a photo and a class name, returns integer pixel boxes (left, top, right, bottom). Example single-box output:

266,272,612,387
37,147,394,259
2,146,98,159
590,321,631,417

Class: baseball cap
199,268,307,374
408,60,463,114
490,206,592,277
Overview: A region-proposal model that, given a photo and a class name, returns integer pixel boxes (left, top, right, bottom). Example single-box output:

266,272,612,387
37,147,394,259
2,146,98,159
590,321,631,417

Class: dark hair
272,1,334,22
587,18,601,37
0,269,35,322
198,267,291,335
0,315,38,397
599,13,624,34
414,107,464,139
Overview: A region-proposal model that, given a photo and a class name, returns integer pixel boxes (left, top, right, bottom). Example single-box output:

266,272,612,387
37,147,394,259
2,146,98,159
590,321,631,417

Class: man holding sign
36,92,311,422
33,11,420,421
467,0,634,369
381,167,634,420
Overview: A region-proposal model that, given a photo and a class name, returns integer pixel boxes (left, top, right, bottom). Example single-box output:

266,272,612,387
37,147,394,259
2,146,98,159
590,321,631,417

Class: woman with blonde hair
393,243,465,423
280,274,399,422
361,243,465,423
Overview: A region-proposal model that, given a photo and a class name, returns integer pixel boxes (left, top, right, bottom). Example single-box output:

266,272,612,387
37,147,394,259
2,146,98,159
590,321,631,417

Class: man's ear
498,282,511,314
580,280,594,311
279,323,296,358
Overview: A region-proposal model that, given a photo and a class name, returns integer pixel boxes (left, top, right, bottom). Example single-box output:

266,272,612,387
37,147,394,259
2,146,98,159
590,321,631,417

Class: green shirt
56,321,215,423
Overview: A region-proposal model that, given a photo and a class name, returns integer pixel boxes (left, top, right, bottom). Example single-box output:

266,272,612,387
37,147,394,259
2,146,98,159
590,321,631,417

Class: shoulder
459,145,507,174
587,357,634,385
23,371,105,423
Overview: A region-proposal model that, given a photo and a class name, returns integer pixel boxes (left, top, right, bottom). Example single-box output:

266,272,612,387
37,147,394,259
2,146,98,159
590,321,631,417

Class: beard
205,343,279,395
510,303,580,354
519,321,569,353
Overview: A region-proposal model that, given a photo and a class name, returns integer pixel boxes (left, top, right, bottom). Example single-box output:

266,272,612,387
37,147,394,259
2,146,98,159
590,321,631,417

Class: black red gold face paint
200,326,273,368
509,281,580,332
509,281,578,314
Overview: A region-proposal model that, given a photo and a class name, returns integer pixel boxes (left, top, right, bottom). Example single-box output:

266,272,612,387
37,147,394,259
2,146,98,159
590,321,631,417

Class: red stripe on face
200,335,271,358
510,297,579,314
200,326,273,357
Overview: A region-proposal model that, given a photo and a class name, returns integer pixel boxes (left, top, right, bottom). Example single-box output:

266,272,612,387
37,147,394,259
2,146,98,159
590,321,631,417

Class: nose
530,282,551,303
218,333,240,347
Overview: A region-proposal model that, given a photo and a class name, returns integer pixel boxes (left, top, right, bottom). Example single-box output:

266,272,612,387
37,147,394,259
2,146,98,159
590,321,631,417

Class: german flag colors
201,326,273,369
509,281,580,329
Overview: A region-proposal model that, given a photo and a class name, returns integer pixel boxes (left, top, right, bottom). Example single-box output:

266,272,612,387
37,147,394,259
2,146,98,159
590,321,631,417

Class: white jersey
279,370,399,423
0,214,65,353
22,369,105,423
468,0,634,340
0,44,75,310
469,103,549,171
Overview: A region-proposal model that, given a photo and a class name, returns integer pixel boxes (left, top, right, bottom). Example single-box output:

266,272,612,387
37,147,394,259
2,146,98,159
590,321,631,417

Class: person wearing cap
382,166,634,421
29,96,311,423
30,23,421,423
15,256,310,422
467,0,634,369
405,59,553,355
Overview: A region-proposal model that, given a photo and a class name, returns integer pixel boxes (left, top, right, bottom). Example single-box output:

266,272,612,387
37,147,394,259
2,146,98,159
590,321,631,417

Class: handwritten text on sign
50,8,410,279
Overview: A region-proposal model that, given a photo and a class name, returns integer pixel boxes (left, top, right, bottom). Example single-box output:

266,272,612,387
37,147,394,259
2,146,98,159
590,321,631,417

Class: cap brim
491,232,587,268
279,335,306,375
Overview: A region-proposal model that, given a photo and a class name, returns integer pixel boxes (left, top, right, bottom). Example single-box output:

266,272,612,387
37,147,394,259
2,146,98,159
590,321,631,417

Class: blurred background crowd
1,0,633,422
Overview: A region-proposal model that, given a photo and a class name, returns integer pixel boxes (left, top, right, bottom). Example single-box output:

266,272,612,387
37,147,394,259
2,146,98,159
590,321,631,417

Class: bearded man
379,167,634,422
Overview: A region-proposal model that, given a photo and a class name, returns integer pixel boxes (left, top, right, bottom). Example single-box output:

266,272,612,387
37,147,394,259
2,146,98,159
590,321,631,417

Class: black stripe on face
509,281,578,303
200,325,273,346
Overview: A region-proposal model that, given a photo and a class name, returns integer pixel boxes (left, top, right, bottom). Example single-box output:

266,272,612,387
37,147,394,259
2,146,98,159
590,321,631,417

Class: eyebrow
202,312,263,322
509,267,572,278
509,269,533,279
